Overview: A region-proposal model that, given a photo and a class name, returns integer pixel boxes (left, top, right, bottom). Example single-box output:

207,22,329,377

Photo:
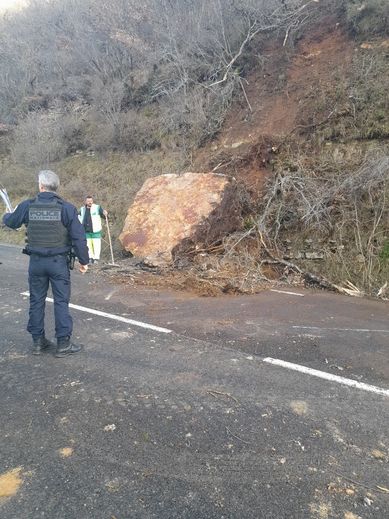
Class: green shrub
346,0,389,37
380,240,389,263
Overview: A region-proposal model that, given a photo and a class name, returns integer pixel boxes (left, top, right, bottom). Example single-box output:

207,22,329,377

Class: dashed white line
263,357,389,397
21,292,172,334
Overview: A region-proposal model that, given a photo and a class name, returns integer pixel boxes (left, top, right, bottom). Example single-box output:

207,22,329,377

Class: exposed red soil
193,21,355,200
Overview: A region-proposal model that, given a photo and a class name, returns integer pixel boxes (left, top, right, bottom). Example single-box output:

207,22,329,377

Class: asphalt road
1,244,388,519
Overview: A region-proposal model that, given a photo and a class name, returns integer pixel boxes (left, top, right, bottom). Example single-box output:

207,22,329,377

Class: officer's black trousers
27,255,73,339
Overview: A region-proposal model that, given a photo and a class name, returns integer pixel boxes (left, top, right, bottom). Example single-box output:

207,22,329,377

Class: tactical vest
27,198,70,250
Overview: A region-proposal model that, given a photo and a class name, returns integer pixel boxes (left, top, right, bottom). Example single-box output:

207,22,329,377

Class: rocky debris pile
119,172,242,267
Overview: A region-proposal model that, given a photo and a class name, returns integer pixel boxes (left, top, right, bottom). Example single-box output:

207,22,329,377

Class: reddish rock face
119,172,242,266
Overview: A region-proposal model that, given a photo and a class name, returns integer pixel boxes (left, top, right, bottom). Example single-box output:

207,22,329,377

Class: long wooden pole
105,215,116,265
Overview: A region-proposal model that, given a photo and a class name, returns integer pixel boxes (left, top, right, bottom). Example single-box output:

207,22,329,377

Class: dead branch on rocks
257,231,338,291
256,151,389,295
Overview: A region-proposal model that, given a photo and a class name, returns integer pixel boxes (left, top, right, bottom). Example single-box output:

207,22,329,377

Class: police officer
2,170,89,358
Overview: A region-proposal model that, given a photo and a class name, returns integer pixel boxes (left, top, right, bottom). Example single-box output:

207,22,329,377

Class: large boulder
119,172,242,266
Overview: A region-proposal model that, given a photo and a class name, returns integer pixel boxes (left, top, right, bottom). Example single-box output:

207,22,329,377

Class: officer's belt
23,248,70,257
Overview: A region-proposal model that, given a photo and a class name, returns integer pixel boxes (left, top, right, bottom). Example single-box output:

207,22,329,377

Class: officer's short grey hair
38,170,60,192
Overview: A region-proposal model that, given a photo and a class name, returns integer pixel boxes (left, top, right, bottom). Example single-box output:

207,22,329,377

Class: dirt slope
193,20,355,198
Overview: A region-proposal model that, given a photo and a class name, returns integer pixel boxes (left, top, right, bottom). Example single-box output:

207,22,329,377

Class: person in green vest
79,196,108,264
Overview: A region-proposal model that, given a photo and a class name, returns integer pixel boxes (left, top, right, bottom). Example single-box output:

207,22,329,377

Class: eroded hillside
187,19,389,297
1,0,388,297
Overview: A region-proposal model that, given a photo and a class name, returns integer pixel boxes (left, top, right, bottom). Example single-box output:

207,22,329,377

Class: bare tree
0,0,324,151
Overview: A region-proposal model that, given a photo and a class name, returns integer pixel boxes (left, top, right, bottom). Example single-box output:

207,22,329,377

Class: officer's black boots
55,336,82,358
32,335,55,355
32,335,82,357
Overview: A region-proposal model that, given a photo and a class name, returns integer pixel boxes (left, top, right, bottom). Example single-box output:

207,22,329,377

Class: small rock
103,424,116,432
344,513,360,519
305,251,325,260
371,449,386,460
290,400,308,416
105,479,121,493
59,447,73,458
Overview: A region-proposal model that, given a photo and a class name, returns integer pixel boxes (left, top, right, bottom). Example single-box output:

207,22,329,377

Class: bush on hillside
83,108,161,153
10,112,68,167
295,46,389,144
158,83,235,149
346,0,389,36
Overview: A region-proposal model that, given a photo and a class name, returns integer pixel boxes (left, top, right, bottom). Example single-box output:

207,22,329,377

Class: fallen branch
226,426,251,444
260,244,366,297
207,389,239,404
258,231,338,292
208,23,261,88
238,77,252,113
333,472,389,495
377,281,388,299
333,280,364,298
288,109,337,135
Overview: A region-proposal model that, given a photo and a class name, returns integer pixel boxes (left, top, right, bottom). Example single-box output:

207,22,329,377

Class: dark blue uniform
2,192,89,339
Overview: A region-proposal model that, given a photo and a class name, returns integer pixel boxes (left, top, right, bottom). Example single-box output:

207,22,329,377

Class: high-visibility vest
79,204,102,233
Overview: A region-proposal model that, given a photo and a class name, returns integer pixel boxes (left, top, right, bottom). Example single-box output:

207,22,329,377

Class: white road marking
263,357,389,397
20,292,172,334
17,290,389,396
270,289,304,297
293,325,389,334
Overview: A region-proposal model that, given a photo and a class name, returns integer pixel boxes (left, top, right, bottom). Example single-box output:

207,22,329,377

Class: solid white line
21,292,172,334
270,289,304,297
293,325,389,334
263,357,389,397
